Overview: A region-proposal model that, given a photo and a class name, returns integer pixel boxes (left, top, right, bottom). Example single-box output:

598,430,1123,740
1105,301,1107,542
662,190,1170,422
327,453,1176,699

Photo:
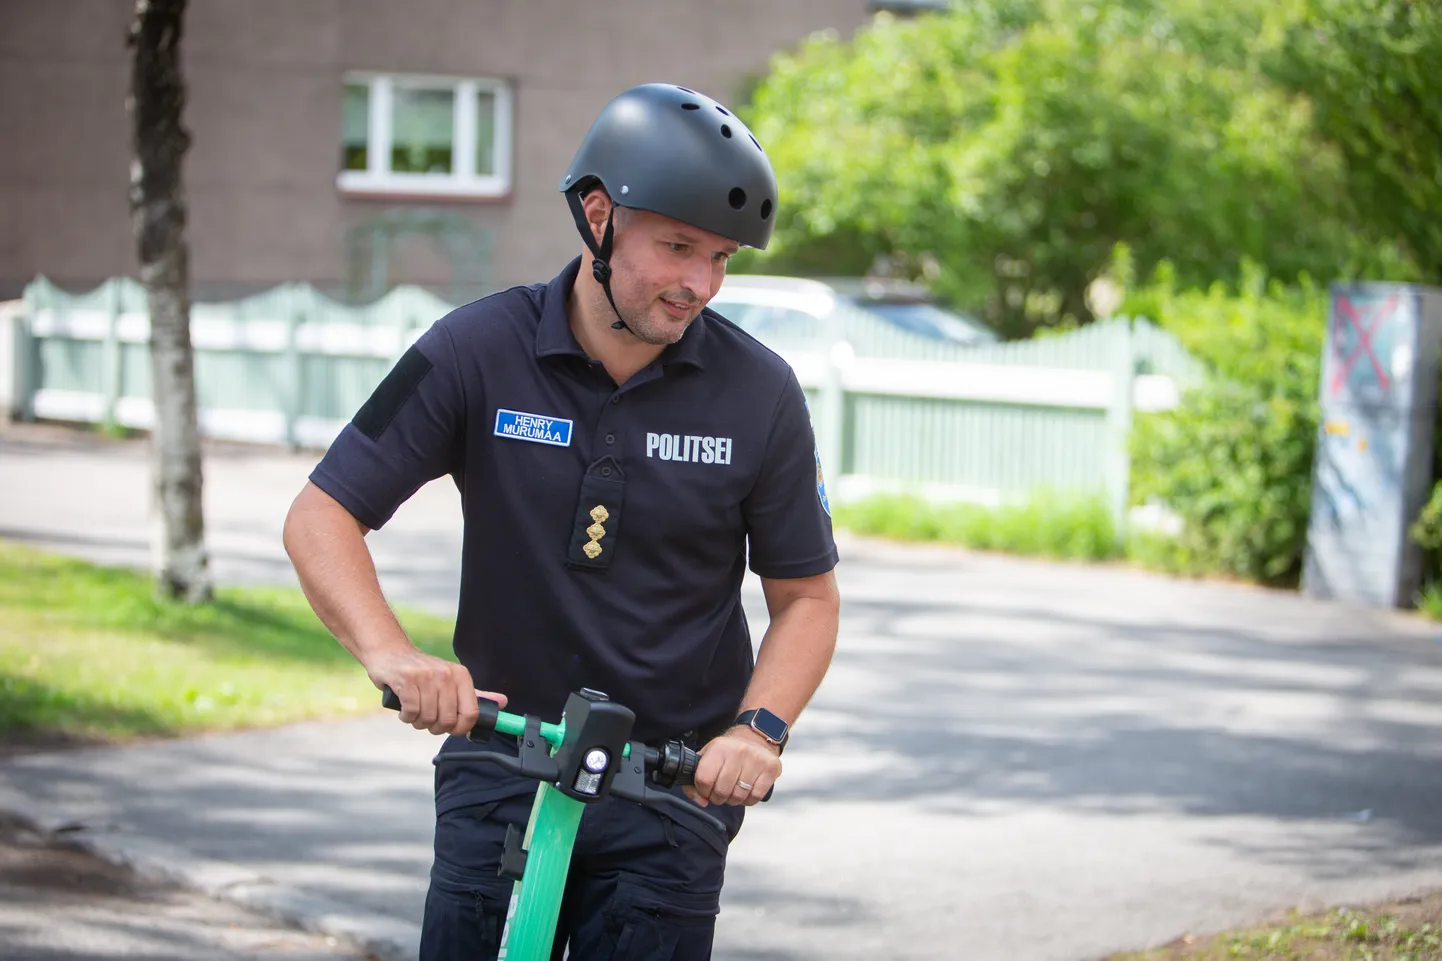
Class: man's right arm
283,480,503,736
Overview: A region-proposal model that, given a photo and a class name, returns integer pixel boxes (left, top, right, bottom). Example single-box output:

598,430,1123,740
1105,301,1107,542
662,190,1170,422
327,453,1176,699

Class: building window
338,73,513,198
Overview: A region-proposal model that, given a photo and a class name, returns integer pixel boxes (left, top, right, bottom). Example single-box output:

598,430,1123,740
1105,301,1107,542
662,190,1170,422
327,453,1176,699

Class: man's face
604,207,741,346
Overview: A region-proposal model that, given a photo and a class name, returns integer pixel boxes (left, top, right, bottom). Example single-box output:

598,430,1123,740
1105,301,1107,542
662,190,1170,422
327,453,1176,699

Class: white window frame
338,72,513,198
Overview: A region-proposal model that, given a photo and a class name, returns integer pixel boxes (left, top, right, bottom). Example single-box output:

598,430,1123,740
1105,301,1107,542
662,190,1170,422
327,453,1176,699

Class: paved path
3,424,1442,961
0,813,370,961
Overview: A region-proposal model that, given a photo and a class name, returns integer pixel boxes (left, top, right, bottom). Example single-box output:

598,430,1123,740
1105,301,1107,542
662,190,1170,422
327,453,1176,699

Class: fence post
283,285,306,451
819,340,853,505
15,283,40,422
100,279,126,429
0,300,18,424
1106,317,1136,545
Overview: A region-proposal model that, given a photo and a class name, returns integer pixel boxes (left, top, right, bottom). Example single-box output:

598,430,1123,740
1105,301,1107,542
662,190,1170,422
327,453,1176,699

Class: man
283,83,840,960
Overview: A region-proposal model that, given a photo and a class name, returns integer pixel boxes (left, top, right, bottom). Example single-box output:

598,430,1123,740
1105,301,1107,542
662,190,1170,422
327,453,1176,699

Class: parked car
708,274,998,346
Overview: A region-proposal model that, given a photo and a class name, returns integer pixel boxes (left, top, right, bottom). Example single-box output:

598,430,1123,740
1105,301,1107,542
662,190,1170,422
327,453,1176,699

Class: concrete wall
0,0,873,303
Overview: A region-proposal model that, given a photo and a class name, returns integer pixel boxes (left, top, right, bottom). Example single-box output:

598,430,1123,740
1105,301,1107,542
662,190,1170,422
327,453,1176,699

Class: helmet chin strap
566,191,630,332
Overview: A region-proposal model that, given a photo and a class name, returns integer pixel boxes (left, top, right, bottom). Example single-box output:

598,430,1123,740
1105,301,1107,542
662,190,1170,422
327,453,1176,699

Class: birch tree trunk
128,0,211,603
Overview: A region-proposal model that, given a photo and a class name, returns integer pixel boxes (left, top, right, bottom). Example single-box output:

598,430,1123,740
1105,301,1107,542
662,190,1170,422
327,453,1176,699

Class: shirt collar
534,257,708,371
534,258,588,360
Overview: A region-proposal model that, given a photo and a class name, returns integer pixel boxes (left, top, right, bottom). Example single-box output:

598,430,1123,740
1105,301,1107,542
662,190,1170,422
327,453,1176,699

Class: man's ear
580,189,614,245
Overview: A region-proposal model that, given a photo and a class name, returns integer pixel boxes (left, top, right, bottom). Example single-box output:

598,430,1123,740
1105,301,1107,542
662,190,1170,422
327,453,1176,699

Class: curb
0,790,421,961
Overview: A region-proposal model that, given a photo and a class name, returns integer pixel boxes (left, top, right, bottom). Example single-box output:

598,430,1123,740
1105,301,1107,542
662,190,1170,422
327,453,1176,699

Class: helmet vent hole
760,199,773,220
716,105,731,116
682,102,701,110
728,187,747,210
720,124,733,138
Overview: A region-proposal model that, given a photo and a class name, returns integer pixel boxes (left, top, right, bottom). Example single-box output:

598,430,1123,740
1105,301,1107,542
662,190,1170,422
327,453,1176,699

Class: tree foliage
1275,0,1442,281
741,0,1399,337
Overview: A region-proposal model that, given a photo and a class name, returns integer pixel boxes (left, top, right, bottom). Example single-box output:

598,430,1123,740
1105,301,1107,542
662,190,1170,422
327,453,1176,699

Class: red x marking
1329,293,1398,397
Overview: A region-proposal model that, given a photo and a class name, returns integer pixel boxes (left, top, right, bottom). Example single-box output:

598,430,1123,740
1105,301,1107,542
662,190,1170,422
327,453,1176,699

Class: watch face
752,709,789,743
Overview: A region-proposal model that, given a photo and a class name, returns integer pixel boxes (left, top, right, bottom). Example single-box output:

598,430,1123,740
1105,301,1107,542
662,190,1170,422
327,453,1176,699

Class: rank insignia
566,460,625,571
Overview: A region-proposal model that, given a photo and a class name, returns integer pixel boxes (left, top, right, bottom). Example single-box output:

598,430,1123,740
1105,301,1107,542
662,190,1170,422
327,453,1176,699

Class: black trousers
419,733,746,961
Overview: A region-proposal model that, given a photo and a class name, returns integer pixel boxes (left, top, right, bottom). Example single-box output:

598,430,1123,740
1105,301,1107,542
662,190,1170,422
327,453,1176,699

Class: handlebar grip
676,745,700,786
379,686,500,737
649,741,772,801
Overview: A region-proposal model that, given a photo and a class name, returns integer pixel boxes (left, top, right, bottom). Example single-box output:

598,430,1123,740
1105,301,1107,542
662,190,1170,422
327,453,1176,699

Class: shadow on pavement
777,593,1442,863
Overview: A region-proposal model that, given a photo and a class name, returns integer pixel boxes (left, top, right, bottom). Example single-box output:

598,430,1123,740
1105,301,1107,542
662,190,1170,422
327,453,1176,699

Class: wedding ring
736,780,753,793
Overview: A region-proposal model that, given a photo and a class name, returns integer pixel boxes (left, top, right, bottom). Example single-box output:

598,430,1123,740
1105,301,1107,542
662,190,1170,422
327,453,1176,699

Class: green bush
1411,483,1442,556
834,490,1119,561
1126,260,1326,584
1408,481,1442,616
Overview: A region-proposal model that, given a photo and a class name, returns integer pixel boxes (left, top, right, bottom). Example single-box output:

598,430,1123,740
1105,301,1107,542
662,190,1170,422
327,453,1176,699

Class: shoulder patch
352,345,434,442
802,396,830,516
815,445,831,516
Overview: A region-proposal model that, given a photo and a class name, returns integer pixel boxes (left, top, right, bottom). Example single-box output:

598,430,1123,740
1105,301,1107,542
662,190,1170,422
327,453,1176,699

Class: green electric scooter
382,685,764,960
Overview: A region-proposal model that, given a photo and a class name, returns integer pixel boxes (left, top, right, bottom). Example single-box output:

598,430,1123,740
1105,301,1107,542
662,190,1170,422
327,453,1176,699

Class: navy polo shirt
311,258,838,743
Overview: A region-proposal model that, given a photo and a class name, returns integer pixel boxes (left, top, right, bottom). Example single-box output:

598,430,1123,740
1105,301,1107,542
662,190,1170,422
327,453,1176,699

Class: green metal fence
15,276,451,448
7,276,1204,530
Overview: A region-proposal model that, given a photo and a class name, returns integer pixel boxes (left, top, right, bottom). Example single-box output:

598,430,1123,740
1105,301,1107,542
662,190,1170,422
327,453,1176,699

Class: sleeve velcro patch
352,345,435,442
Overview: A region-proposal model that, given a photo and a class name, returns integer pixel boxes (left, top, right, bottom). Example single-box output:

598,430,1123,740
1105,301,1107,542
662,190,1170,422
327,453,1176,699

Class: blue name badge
494,408,573,447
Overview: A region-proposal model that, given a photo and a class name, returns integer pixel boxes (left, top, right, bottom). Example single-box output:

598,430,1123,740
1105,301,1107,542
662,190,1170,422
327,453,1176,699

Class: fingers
428,675,458,736
417,675,441,734
729,769,777,807
476,689,509,710
377,656,499,737
690,737,780,807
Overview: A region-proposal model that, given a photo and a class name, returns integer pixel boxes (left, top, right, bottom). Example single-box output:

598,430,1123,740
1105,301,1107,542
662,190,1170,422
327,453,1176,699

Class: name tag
494,408,573,447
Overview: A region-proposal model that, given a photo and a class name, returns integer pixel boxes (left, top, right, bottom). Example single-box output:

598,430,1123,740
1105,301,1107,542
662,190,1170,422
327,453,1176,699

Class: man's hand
685,727,782,807
368,649,507,737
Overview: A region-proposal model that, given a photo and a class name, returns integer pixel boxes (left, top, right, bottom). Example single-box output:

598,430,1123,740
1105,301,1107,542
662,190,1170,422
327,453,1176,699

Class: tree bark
128,0,211,603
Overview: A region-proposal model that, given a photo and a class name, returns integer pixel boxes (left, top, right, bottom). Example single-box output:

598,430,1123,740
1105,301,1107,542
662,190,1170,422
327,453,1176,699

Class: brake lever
645,791,728,835
432,716,560,783
434,750,526,777
609,741,727,834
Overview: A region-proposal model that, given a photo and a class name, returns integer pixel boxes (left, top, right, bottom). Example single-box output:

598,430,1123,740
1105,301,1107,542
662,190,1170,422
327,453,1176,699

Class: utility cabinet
1302,284,1442,607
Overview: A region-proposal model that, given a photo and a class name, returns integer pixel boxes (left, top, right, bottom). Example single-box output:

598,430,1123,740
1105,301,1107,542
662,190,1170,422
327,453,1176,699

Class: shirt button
601,467,613,477
605,433,616,445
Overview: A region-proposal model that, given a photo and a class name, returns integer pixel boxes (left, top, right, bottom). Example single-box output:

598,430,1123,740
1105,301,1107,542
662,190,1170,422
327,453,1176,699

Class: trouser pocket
421,797,527,961
420,868,514,961
589,878,721,961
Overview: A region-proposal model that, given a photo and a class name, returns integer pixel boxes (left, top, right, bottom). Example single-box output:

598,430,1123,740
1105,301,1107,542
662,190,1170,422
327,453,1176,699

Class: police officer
283,82,840,960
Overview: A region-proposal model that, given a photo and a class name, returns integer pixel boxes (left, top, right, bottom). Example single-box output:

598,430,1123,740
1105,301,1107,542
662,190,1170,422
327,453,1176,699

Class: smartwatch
733,708,789,753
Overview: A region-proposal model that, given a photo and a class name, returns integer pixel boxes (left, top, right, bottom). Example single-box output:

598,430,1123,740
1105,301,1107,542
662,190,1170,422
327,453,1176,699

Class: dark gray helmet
560,83,777,250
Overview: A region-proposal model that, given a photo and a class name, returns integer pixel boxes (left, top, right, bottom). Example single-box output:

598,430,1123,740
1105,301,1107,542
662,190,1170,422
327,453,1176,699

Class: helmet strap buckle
567,190,629,332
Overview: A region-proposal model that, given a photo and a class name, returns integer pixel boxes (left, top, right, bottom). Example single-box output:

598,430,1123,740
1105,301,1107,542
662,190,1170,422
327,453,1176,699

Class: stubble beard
607,282,698,347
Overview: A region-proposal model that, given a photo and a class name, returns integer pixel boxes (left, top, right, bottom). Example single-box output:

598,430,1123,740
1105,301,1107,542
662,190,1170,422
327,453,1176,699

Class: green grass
833,490,1121,562
0,539,455,745
1108,897,1442,960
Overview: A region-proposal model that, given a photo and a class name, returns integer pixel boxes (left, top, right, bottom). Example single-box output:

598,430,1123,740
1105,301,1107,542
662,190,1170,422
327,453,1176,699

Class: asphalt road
0,813,370,961
2,423,1441,961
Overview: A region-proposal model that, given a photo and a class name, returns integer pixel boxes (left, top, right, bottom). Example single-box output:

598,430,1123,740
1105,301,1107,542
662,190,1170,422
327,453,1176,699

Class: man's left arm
688,368,843,808
687,571,839,807
742,571,840,736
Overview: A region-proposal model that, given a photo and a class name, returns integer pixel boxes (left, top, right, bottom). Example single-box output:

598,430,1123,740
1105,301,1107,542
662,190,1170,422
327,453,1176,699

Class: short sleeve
309,322,466,530
742,369,840,579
